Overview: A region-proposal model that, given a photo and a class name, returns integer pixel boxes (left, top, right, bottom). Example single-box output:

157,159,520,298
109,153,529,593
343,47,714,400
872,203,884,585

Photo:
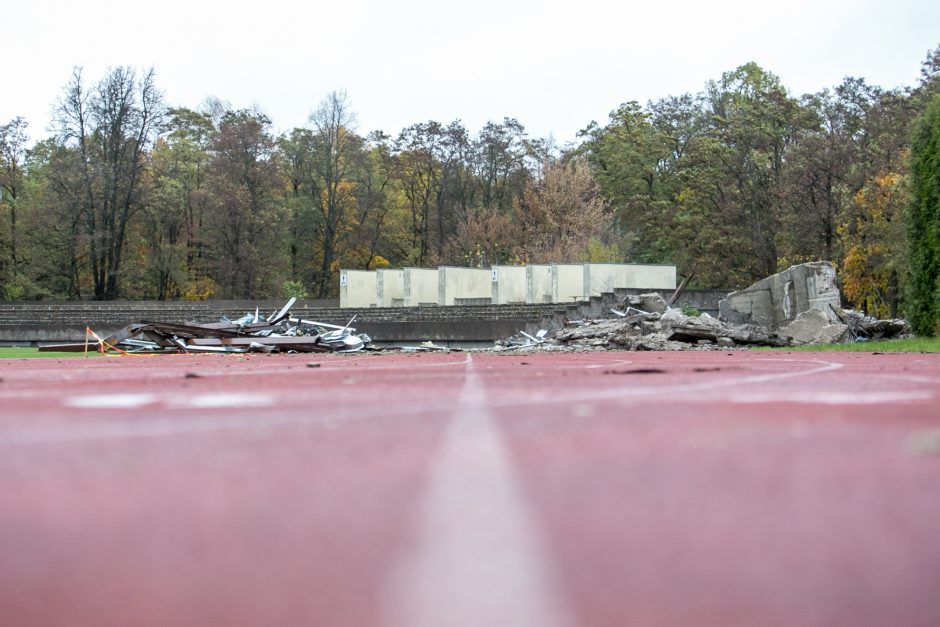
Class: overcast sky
3,0,938,145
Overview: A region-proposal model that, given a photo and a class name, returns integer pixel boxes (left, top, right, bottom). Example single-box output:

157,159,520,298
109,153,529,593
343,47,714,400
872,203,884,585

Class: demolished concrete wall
718,261,840,330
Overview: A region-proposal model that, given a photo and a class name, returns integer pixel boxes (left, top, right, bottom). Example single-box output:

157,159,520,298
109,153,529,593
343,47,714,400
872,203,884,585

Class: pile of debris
830,308,910,342
551,294,787,351
501,262,912,352
495,329,552,350
39,298,373,354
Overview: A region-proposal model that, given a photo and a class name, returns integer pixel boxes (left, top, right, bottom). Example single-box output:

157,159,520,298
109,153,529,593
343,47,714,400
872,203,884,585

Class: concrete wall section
583,263,677,296
525,265,554,303
491,266,527,304
553,264,586,303
630,264,677,290
583,264,629,297
439,267,492,306
403,268,440,307
718,261,840,330
376,269,405,307
339,270,377,308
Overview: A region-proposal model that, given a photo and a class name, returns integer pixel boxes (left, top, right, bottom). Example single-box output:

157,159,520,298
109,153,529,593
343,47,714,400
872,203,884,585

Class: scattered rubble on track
38,298,373,355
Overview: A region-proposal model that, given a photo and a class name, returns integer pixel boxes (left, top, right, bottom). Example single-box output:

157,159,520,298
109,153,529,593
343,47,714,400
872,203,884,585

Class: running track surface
1,350,939,626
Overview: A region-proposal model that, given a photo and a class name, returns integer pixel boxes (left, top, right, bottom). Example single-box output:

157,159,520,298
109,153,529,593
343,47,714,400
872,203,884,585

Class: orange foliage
838,173,906,317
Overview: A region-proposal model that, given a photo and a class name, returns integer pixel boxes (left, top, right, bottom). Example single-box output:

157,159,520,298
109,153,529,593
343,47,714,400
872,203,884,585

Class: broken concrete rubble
718,261,840,330
548,308,785,351
833,308,911,341
660,309,788,345
623,292,668,315
497,263,910,352
777,309,849,346
38,298,373,355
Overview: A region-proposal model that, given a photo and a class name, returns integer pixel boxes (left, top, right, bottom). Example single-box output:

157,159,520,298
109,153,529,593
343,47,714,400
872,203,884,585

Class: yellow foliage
842,244,891,318
182,277,217,301
776,254,818,270
585,239,621,263
838,171,906,317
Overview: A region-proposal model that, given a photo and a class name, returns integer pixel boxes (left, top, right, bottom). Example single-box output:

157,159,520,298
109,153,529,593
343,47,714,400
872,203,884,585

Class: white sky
2,0,938,146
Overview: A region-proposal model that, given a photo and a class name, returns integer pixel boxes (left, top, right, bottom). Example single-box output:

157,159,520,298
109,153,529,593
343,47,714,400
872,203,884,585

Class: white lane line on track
729,390,934,404
65,393,159,409
584,358,633,369
382,354,572,627
62,393,274,410
1,414,319,444
173,393,274,409
874,373,940,385
470,358,850,407
0,357,474,383
0,352,636,383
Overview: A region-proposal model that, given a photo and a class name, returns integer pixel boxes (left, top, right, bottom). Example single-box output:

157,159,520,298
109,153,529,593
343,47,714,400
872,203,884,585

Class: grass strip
0,347,104,359
757,337,940,353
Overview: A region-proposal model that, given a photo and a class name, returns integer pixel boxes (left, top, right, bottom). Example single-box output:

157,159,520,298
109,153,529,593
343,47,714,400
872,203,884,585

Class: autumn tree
516,156,611,262
443,207,519,267
706,63,799,277
839,173,908,317
777,90,854,264
50,67,165,300
436,122,476,254
277,126,322,288
306,91,362,297
579,101,671,263
474,118,536,213
394,121,444,264
204,109,283,298
345,131,403,269
143,107,216,298
0,117,29,285
21,139,91,298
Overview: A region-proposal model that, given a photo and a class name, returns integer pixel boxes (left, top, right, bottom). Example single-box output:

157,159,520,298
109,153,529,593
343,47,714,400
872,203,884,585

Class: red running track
0,350,939,626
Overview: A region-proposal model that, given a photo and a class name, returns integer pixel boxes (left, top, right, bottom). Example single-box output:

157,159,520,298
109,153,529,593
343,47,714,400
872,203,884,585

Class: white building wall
583,263,677,296
552,264,586,303
491,266,527,304
439,267,492,306
525,265,554,303
376,269,405,307
403,268,439,307
339,270,377,308
583,263,630,297
630,264,677,290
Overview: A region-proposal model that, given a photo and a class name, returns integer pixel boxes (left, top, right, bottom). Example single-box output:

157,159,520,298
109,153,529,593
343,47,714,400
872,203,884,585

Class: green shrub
283,280,308,299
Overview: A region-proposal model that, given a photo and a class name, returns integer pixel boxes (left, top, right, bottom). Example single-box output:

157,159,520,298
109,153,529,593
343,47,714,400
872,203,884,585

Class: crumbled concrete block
626,292,668,314
778,309,849,345
718,262,841,330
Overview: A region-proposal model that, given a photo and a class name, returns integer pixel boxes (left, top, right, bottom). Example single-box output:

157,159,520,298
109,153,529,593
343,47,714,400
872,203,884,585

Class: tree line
0,48,938,332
